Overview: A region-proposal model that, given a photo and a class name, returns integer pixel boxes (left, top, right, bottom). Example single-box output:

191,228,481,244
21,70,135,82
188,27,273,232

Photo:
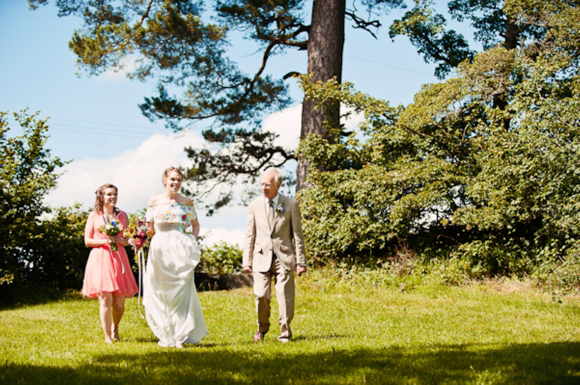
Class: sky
0,0,449,246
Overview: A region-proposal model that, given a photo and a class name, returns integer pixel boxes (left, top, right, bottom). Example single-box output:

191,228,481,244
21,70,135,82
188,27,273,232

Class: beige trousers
253,256,295,340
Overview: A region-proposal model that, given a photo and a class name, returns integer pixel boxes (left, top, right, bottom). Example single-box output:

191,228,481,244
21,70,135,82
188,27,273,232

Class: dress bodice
146,203,197,232
88,210,128,239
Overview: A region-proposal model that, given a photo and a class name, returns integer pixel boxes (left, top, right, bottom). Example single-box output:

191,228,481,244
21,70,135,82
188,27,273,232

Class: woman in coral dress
144,167,208,348
82,184,138,343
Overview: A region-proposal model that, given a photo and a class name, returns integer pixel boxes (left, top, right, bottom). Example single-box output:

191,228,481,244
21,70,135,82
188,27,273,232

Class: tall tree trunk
296,0,346,191
503,16,519,51
494,16,519,129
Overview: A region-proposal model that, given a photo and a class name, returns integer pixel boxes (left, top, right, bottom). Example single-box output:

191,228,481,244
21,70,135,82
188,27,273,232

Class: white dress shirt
264,194,280,214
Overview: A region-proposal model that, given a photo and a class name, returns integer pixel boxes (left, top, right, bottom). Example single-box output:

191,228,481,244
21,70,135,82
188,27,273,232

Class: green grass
1,274,579,384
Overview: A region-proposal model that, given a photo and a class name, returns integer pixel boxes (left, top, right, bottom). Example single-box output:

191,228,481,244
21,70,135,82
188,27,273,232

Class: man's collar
265,194,280,205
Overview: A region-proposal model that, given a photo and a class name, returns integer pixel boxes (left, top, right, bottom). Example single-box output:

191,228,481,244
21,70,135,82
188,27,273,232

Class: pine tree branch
139,0,154,25
345,11,381,39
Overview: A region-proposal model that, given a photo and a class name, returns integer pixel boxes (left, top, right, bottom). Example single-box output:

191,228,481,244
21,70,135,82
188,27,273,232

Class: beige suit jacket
243,195,306,272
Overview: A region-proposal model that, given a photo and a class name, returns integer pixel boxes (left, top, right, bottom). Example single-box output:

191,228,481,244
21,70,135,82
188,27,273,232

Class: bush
0,203,89,307
534,243,580,300
30,204,89,290
198,241,243,274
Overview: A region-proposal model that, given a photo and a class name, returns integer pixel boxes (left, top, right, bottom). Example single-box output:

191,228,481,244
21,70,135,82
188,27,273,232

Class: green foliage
534,240,580,300
390,0,549,78
0,111,88,301
297,0,580,287
198,241,243,274
0,110,69,286
389,0,475,78
26,203,90,291
306,253,475,291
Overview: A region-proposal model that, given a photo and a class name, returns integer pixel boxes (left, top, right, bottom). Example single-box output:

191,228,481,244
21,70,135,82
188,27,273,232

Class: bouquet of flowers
124,213,155,319
124,215,154,253
98,219,123,252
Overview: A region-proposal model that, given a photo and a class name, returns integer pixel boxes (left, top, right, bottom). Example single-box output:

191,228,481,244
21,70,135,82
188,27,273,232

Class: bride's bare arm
190,218,200,239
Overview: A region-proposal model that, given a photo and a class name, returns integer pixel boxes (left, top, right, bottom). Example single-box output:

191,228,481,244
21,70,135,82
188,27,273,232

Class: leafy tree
29,0,404,212
297,0,580,277
27,204,90,290
0,201,95,306
0,110,69,285
389,0,547,79
198,240,243,274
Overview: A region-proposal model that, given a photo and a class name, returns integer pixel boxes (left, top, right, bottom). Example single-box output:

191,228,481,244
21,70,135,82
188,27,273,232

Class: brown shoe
253,331,266,342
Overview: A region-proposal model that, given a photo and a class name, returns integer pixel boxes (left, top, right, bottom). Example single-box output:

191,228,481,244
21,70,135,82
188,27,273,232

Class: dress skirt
82,246,138,298
143,223,208,347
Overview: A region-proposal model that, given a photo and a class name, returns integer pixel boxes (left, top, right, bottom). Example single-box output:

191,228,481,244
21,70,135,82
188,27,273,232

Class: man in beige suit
243,168,307,343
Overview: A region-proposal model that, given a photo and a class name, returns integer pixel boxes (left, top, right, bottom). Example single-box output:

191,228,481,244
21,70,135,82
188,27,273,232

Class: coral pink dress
82,211,138,298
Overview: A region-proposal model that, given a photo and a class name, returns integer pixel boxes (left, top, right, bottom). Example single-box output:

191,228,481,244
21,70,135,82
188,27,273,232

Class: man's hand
296,265,307,276
243,266,253,274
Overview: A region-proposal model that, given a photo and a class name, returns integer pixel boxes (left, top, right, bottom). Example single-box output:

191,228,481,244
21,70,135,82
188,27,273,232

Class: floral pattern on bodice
146,203,197,224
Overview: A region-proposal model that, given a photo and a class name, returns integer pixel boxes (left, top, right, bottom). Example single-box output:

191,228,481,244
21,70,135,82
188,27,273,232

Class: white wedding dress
144,203,208,347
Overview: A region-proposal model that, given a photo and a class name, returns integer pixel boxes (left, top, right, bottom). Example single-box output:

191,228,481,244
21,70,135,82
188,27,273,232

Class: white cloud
46,131,252,246
342,106,365,131
100,57,139,82
200,227,245,248
263,103,365,151
46,132,203,212
264,104,302,150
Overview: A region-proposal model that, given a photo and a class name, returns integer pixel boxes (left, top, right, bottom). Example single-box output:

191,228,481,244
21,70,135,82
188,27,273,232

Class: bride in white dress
144,167,208,348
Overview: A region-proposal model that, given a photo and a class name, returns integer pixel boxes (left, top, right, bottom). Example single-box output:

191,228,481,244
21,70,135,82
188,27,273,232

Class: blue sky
0,0,454,245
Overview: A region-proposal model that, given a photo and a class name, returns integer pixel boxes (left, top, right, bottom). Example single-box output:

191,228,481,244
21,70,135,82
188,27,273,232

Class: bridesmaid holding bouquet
82,184,138,344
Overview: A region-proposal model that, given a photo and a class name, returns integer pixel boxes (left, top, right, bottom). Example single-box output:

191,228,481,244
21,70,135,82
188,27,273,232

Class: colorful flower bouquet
124,213,155,319
98,219,123,252
124,215,154,253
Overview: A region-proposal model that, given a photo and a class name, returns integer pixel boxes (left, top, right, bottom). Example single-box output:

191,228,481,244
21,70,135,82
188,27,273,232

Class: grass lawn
1,273,579,384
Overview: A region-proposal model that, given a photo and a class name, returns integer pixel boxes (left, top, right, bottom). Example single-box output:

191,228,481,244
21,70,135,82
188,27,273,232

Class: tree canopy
297,0,580,279
31,0,555,212
0,110,80,286
29,0,407,211
389,0,548,79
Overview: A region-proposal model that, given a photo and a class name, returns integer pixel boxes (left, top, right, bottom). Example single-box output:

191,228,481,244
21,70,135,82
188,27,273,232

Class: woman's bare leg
98,292,113,344
111,295,125,341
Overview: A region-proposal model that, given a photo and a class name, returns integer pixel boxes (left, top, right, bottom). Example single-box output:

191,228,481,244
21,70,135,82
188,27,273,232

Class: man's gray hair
263,168,283,185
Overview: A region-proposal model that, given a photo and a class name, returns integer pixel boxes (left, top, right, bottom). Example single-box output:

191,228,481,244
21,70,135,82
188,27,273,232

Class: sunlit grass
1,274,579,384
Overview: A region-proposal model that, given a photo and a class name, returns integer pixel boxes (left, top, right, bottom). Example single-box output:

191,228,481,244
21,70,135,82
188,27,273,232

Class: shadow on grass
293,333,346,342
1,342,578,384
132,339,225,349
0,286,84,311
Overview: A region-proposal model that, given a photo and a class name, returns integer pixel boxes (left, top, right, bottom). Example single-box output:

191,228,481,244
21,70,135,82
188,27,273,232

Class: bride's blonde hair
94,183,120,215
162,167,184,186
